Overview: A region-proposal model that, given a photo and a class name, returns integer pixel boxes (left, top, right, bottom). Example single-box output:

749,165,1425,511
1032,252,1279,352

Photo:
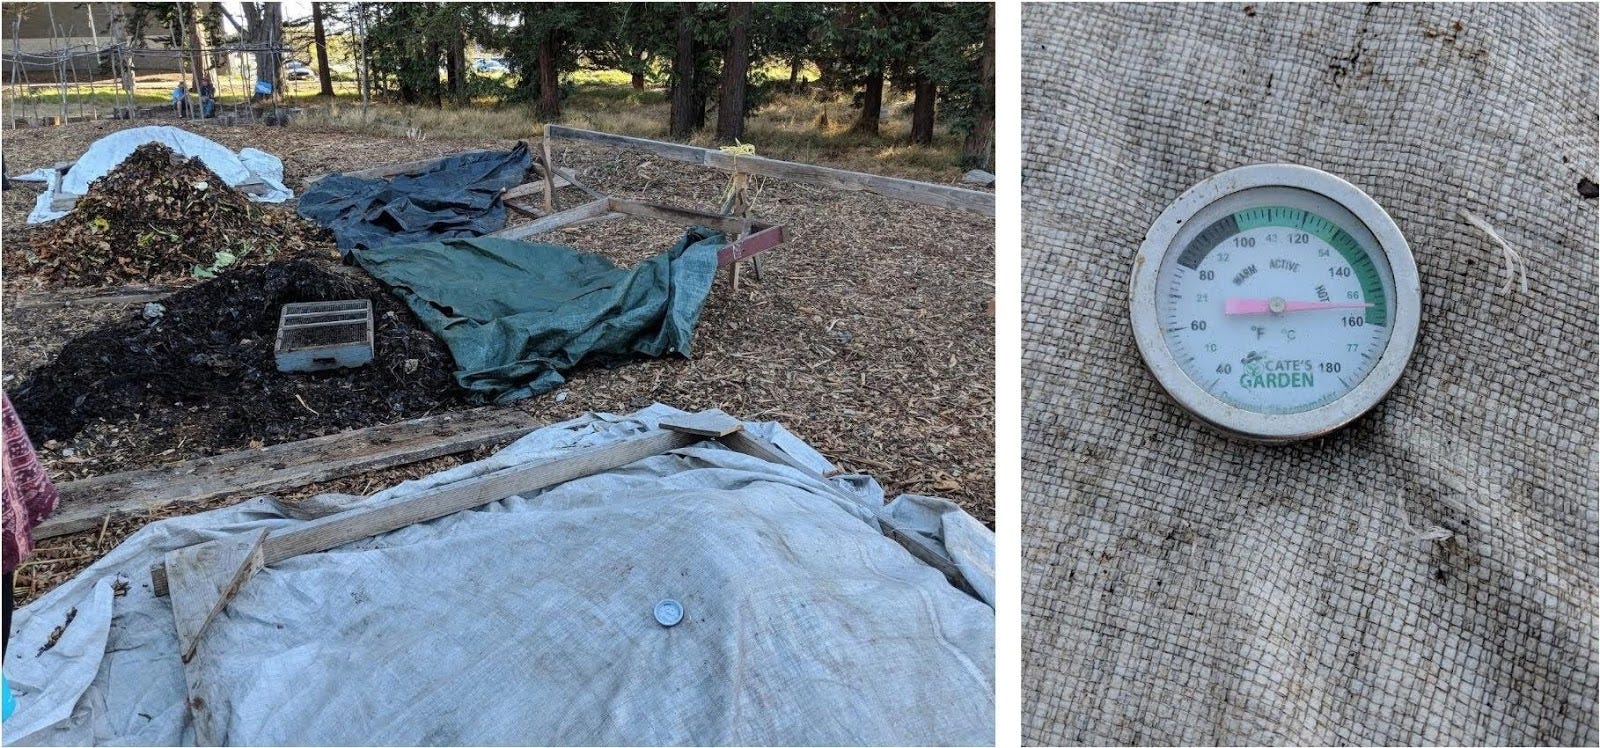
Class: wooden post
721,170,752,290
542,124,558,214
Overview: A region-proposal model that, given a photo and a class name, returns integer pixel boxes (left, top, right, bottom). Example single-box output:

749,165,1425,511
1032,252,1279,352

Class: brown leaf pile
23,143,329,285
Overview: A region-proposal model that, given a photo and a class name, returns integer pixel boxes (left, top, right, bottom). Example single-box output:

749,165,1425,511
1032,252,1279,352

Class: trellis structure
0,2,310,128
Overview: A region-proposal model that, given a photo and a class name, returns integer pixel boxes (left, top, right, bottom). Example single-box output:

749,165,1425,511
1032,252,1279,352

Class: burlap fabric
1020,3,1597,745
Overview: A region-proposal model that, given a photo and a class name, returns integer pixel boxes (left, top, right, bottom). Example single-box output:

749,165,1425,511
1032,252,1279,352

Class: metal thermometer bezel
1130,164,1421,443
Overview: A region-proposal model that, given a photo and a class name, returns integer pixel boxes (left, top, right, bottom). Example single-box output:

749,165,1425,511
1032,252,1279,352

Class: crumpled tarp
3,405,995,746
25,125,292,223
351,229,724,403
297,143,531,251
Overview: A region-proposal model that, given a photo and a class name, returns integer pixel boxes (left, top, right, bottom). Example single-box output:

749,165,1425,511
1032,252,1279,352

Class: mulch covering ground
1,118,994,605
17,143,328,286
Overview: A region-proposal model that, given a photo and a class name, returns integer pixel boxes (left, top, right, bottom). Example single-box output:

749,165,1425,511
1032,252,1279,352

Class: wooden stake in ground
542,126,558,215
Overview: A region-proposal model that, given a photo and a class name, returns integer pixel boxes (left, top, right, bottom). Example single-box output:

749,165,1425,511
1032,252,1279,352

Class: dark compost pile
20,143,328,286
7,258,461,465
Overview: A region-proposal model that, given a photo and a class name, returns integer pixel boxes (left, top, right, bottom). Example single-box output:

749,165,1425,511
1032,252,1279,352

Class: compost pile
7,258,461,467
23,143,328,285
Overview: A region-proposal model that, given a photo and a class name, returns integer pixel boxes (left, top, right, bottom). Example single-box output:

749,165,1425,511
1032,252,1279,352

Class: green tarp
351,228,724,403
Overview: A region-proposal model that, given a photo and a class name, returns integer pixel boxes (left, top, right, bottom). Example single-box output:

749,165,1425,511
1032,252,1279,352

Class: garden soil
7,258,459,463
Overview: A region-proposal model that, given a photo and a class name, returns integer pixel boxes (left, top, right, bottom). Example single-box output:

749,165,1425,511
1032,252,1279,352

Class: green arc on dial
1232,206,1388,325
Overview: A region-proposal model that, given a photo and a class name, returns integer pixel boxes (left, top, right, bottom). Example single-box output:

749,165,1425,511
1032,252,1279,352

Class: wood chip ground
1,119,994,604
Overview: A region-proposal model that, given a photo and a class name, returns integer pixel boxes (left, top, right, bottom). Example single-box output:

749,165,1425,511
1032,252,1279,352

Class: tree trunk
108,8,136,115
312,2,335,97
788,56,802,90
629,48,648,90
961,3,995,171
910,76,936,144
668,2,697,137
427,39,444,108
206,8,228,72
537,31,560,118
181,3,205,90
852,65,883,135
714,3,752,142
447,29,467,103
247,3,283,101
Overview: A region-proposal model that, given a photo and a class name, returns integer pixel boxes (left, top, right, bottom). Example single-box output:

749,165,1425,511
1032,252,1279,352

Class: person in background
199,77,217,119
172,83,189,117
2,394,60,654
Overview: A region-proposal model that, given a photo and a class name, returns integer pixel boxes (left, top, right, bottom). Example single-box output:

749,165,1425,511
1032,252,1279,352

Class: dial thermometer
1129,164,1420,443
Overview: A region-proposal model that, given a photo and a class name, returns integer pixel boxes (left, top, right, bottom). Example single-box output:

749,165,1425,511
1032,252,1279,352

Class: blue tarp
298,144,531,252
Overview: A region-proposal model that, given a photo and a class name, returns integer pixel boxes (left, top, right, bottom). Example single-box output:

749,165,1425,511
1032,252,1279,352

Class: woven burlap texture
1021,3,1597,745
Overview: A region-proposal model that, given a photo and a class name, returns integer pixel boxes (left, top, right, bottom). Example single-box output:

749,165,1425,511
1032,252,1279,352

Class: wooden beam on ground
717,430,978,599
717,224,789,267
166,529,268,664
660,411,743,437
152,426,701,595
605,197,762,236
551,166,604,201
36,408,542,540
501,171,572,202
546,125,995,217
490,198,614,240
503,200,540,219
10,285,178,309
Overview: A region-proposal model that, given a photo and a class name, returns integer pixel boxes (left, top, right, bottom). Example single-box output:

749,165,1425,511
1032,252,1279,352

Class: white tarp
26,126,293,224
2,406,994,746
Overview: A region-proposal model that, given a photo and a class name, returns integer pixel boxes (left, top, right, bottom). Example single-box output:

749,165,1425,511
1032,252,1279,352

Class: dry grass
291,88,974,183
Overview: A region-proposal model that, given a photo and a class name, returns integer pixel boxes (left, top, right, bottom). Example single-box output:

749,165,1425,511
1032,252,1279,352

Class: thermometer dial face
1130,165,1420,443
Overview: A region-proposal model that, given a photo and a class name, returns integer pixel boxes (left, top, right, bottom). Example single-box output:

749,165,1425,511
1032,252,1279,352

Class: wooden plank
546,125,995,217
502,172,571,201
35,408,542,540
490,198,612,240
605,197,760,236
717,224,789,267
503,199,540,219
181,651,226,746
550,166,605,201
10,285,178,309
542,133,558,214
153,427,701,595
166,529,268,664
717,430,979,599
660,411,743,438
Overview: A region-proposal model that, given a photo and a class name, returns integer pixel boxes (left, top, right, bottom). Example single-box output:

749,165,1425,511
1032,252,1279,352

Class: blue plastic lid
654,599,684,627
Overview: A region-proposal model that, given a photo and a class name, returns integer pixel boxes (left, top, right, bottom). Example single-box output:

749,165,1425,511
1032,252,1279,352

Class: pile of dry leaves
22,143,330,285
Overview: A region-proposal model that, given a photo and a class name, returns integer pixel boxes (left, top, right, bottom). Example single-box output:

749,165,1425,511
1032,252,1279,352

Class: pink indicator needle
1224,298,1374,315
